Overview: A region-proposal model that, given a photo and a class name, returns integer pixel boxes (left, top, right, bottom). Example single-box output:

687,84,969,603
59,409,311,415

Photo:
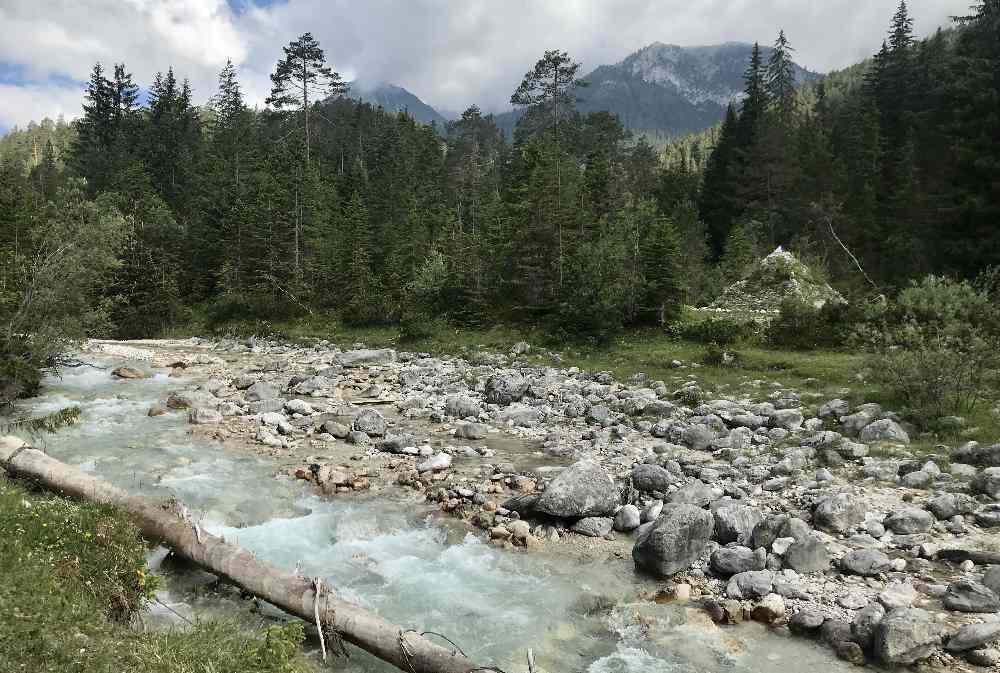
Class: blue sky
0,0,969,135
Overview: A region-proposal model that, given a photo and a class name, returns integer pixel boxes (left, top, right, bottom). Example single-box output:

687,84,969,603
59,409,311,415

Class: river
12,349,862,673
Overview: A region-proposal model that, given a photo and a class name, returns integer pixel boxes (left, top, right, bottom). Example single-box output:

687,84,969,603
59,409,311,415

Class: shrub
862,274,1000,423
669,314,761,345
768,297,862,350
702,342,740,367
0,346,43,406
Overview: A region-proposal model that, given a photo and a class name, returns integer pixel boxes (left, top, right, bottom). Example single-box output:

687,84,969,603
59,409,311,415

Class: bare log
0,442,480,673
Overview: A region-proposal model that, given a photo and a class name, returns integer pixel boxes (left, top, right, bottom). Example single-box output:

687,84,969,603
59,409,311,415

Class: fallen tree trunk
0,442,481,673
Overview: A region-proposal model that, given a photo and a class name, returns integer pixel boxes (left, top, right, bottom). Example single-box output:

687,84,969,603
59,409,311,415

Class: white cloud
0,0,246,106
0,82,86,129
0,0,974,125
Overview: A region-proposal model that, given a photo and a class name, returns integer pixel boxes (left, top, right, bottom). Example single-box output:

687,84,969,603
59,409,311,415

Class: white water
13,355,861,673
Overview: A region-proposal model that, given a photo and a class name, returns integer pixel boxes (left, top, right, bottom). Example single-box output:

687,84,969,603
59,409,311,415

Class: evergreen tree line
1,1,997,347
700,1,999,293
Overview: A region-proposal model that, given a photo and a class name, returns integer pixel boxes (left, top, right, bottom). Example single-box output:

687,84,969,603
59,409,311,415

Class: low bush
701,342,740,367
768,297,864,350
205,292,306,329
861,274,1000,423
668,313,762,346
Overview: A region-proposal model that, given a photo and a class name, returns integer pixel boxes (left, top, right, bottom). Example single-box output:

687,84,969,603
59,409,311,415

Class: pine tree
510,50,586,143
510,50,587,289
266,32,348,166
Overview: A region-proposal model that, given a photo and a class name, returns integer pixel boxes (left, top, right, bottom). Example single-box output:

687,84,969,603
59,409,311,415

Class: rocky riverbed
51,337,1000,670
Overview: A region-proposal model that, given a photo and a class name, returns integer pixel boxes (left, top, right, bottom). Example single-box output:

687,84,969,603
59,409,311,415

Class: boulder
571,517,614,538
534,460,618,519
878,583,918,610
884,508,934,535
445,396,481,419
416,453,452,473
681,424,716,451
752,593,785,623
111,366,148,379
726,570,774,599
668,480,718,507
818,399,850,419
711,546,758,576
942,580,1000,613
188,407,222,424
352,409,387,437
972,468,1000,499
874,608,942,665
984,565,1000,595
841,549,892,576
613,504,641,532
587,405,612,426
927,493,977,520
334,349,396,367
499,406,542,427
166,390,216,410
245,381,279,402
454,422,488,440
631,463,676,492
946,622,1000,652
321,421,350,439
851,602,886,650
632,504,714,577
814,493,865,534
284,399,315,415
860,419,910,445
484,373,528,406
750,514,789,550
247,398,286,414
713,506,764,546
789,608,826,635
769,409,804,431
783,535,831,573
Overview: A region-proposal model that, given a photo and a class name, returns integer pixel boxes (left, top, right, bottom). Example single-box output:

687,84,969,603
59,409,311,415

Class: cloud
231,0,971,113
0,0,247,127
0,0,973,128
0,82,86,129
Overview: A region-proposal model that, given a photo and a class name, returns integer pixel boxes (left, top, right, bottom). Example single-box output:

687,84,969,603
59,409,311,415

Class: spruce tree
766,30,797,125
638,214,685,324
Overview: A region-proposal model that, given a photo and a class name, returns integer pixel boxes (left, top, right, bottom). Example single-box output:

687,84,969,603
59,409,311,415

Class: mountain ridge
340,41,822,139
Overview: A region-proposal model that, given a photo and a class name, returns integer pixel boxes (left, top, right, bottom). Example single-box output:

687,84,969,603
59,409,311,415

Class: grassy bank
0,474,316,673
185,314,999,449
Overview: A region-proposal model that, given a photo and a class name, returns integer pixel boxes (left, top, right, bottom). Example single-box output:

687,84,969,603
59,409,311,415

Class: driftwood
0,442,480,673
